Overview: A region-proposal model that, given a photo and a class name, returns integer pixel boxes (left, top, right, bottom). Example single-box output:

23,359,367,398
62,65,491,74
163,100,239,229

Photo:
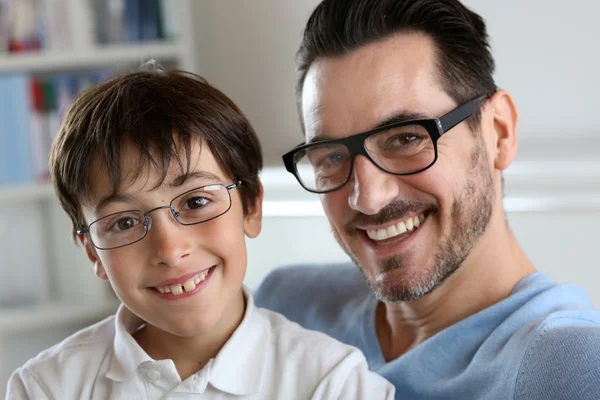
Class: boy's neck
133,289,247,380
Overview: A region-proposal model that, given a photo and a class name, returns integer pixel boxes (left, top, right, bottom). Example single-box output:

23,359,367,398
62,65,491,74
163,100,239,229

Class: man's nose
347,155,402,215
147,208,192,267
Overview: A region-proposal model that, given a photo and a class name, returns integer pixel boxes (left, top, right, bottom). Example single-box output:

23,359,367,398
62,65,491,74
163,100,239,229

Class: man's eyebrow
307,111,430,144
168,171,223,188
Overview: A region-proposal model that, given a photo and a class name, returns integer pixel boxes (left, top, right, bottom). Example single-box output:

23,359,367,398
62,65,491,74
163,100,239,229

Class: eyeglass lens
88,184,232,249
294,123,435,192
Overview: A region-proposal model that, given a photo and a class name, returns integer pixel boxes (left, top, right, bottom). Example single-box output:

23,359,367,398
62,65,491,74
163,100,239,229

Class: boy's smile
150,265,216,299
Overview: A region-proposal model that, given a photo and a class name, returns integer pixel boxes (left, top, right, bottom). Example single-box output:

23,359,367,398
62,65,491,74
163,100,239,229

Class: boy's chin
152,314,225,338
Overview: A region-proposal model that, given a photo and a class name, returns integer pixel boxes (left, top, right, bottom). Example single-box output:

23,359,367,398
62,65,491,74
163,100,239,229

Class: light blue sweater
255,263,600,399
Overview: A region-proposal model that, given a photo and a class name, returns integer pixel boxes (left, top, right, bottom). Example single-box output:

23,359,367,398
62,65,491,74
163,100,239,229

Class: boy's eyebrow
94,193,138,217
93,171,223,217
168,171,223,188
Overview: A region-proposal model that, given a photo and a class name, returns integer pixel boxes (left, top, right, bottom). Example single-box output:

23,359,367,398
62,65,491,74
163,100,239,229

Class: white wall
463,0,600,138
191,0,320,164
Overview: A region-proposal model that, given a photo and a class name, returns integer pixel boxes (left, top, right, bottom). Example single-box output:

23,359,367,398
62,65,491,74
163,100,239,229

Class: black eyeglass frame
282,95,487,194
76,180,242,250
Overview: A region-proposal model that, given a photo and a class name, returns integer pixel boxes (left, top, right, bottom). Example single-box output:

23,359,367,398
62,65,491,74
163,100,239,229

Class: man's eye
391,134,419,146
323,152,346,166
185,197,210,210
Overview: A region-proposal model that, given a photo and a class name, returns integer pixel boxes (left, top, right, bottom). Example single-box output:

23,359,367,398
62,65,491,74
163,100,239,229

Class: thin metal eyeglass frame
76,180,242,250
282,95,487,194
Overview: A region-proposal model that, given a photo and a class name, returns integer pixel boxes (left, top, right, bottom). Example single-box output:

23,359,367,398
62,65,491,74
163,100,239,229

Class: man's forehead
301,33,445,142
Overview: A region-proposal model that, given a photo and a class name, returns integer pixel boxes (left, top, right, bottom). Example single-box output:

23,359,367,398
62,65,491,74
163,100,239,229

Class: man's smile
365,213,427,242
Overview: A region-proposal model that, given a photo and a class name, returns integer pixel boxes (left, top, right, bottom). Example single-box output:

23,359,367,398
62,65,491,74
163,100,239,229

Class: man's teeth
367,214,425,241
155,270,209,296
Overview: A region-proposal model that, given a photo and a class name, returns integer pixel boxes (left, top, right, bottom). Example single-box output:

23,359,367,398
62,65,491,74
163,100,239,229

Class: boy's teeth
156,269,212,295
183,279,196,292
366,214,425,241
170,285,184,295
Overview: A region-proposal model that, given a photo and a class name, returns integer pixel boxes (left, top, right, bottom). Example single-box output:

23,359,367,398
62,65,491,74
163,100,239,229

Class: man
255,0,600,398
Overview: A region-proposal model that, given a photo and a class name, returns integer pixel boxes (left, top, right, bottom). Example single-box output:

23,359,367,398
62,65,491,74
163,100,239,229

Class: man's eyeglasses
282,95,487,194
77,181,242,250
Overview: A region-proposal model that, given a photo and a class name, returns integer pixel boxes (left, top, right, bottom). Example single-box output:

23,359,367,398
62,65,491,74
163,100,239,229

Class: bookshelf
0,183,55,203
0,0,198,391
0,0,198,300
0,41,187,74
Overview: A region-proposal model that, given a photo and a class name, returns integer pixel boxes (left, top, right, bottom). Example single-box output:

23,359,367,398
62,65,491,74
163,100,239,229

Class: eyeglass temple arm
226,180,242,190
438,95,487,135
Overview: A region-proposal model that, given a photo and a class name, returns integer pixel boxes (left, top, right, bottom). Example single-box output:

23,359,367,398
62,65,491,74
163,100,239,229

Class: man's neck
376,220,536,362
134,290,246,380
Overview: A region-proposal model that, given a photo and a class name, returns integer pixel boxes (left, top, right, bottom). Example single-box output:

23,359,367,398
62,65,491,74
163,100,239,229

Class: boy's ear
78,233,109,281
243,179,263,239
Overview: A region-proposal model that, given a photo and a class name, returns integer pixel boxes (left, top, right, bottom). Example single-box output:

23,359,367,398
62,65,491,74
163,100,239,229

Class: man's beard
335,139,495,303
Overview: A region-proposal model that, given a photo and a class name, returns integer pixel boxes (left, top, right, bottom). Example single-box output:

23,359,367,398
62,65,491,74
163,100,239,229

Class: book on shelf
0,74,33,184
0,0,172,55
0,70,111,186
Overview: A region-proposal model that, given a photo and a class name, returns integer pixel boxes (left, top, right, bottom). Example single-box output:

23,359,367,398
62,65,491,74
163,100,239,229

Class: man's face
80,140,262,337
301,33,495,302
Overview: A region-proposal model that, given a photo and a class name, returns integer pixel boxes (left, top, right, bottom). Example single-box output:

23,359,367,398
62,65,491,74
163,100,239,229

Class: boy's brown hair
50,64,263,240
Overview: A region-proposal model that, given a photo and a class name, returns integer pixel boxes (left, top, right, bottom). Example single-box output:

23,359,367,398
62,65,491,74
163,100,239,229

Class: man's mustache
345,200,436,230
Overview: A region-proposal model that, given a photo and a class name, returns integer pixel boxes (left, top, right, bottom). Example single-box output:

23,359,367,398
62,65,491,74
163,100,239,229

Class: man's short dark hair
296,0,497,130
50,65,263,240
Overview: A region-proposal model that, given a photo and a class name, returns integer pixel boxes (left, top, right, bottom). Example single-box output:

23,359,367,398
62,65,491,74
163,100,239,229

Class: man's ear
78,233,109,281
488,89,519,171
243,179,263,239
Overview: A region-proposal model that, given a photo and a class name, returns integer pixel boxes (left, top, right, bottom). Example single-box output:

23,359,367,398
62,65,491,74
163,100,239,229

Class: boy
6,66,395,399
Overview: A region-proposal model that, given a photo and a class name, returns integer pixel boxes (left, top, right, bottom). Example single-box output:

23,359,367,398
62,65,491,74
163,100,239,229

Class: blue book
5,74,34,184
123,0,141,42
139,0,161,41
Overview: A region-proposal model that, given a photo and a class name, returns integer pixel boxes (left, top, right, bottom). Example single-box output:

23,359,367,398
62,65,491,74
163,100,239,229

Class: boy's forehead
85,139,228,203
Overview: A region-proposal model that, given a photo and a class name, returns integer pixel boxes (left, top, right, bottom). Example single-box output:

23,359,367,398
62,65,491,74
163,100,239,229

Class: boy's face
79,140,262,338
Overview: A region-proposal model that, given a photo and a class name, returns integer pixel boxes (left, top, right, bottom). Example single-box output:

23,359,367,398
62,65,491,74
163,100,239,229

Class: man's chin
372,280,435,303
364,261,459,303
339,233,459,302
368,274,436,303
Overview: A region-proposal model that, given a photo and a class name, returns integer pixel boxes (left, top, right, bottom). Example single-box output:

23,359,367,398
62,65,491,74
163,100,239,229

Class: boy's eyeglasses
282,95,487,194
77,181,241,250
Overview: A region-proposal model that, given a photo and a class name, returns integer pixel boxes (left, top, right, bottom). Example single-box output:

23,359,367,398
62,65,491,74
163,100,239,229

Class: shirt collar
105,286,269,395
208,286,268,395
106,304,154,381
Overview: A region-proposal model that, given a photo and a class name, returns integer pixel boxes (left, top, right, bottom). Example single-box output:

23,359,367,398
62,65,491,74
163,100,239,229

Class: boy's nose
347,155,401,215
147,210,193,267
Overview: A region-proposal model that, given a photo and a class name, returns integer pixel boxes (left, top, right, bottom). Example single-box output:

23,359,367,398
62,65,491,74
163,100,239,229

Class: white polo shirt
6,288,394,399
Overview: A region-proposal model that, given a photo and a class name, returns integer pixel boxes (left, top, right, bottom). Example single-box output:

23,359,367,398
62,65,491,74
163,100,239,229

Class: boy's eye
115,217,140,231
185,197,210,210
